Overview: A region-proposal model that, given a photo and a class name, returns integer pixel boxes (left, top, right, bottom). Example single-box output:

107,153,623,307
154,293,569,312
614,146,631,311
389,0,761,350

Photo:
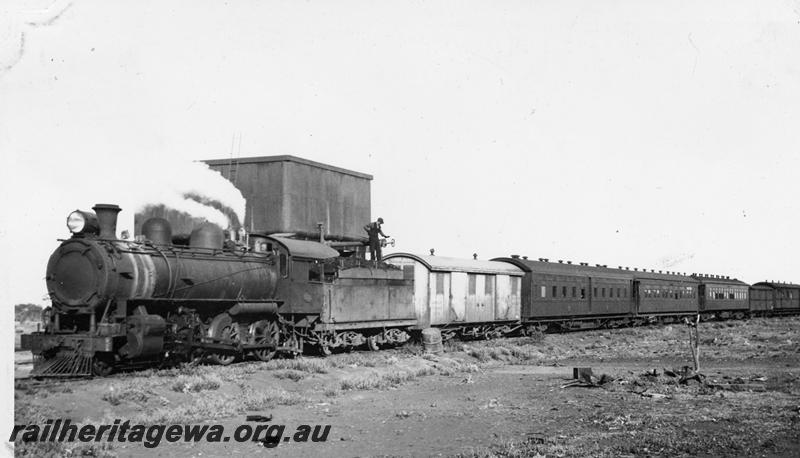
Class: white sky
2,0,800,305
1,0,799,444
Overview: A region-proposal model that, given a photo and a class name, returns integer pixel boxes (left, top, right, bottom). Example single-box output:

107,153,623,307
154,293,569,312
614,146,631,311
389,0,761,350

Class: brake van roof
384,253,524,276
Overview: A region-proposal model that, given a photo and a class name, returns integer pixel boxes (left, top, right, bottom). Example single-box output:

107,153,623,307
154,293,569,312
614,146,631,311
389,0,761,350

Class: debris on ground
561,370,614,388
633,390,672,400
246,414,273,422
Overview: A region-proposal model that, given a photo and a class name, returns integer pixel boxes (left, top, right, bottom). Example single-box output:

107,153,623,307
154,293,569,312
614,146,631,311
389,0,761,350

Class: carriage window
594,287,598,298
572,286,577,298
279,253,288,278
581,288,586,299
468,274,477,295
617,288,621,298
436,273,445,294
511,277,519,295
729,293,735,300
562,286,567,297
552,286,558,298
601,288,606,298
485,276,494,295
541,286,546,298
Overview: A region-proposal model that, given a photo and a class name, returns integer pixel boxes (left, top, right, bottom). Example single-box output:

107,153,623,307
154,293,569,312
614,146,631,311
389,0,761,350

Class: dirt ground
12,316,800,457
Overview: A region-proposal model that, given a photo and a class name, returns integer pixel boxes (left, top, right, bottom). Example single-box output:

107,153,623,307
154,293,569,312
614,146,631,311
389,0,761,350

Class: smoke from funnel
132,161,245,229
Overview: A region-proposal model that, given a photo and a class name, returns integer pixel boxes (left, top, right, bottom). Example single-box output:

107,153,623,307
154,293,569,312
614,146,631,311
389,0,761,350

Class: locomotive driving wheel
250,320,280,362
207,313,241,366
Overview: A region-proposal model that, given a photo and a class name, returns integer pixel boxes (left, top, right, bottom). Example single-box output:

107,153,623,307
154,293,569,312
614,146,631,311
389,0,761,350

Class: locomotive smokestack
93,204,121,239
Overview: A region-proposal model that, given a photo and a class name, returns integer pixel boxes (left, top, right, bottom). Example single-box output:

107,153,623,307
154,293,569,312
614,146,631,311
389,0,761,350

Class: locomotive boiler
25,204,288,376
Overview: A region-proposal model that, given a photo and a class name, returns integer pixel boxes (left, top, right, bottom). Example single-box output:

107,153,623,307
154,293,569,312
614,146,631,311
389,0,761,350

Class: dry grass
459,316,800,363
328,352,387,368
169,373,223,392
338,366,438,392
263,357,329,374
273,369,306,381
98,386,307,425
101,380,165,406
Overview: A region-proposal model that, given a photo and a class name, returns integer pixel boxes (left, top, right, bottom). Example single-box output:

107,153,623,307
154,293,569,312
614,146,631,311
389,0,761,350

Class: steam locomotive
22,203,800,377
23,204,415,377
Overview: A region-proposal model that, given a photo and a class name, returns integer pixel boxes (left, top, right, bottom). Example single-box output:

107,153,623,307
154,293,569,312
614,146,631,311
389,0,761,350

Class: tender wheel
366,335,380,352
319,343,332,356
251,320,280,362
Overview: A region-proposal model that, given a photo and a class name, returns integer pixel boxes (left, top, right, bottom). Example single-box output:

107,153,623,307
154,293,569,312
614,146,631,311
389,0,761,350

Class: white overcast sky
1,0,800,308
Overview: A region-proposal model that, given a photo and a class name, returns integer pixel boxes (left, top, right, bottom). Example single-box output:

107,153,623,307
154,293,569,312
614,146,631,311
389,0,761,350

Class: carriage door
430,272,451,325
698,284,707,311
632,280,641,315
481,275,497,322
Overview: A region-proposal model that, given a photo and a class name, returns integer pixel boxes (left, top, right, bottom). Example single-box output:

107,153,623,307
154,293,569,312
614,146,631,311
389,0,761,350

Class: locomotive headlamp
66,210,99,235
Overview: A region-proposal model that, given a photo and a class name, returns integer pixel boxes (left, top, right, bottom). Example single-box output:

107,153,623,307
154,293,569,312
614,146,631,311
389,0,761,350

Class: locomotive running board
30,351,93,378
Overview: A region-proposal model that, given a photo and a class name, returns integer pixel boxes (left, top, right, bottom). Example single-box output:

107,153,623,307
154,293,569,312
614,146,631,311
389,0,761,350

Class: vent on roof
511,254,520,259
558,260,563,263
567,261,572,264
522,256,528,260
580,262,588,266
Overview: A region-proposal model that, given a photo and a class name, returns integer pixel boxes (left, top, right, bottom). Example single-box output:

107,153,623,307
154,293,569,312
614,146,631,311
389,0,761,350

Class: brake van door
430,272,450,325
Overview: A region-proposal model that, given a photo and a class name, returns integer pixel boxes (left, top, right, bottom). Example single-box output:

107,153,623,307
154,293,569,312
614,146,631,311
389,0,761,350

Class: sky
1,0,799,443
1,0,800,301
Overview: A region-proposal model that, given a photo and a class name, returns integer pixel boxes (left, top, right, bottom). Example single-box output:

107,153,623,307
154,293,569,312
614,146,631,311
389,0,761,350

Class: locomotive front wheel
251,320,279,362
92,354,113,377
